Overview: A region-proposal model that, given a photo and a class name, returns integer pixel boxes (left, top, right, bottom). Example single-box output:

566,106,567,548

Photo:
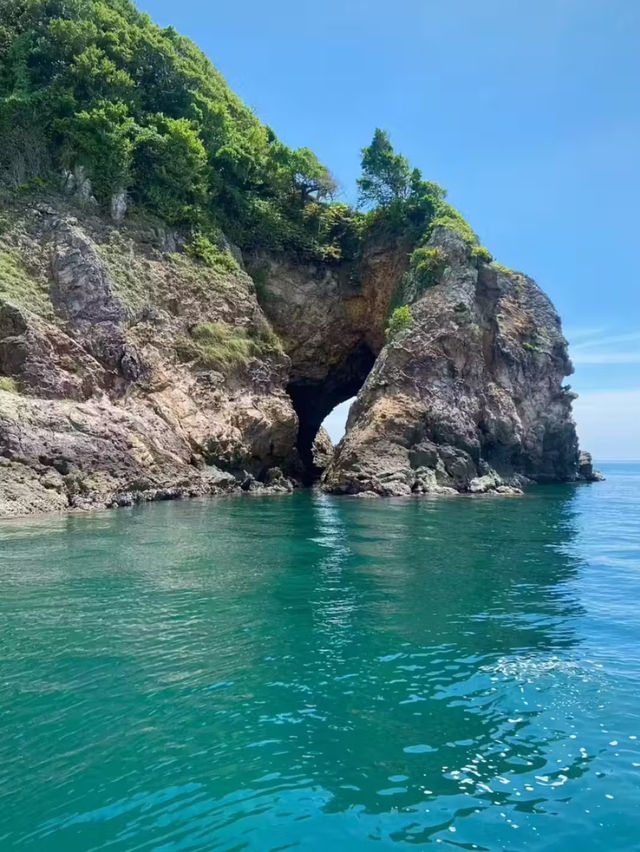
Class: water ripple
0,464,639,849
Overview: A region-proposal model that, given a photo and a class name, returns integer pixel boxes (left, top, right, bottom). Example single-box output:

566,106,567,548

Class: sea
1,463,639,850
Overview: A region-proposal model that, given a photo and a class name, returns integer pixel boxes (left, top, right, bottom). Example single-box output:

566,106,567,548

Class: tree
132,116,208,224
290,147,337,203
357,128,411,207
58,99,135,200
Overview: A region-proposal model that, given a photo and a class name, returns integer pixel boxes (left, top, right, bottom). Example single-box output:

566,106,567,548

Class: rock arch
252,240,408,481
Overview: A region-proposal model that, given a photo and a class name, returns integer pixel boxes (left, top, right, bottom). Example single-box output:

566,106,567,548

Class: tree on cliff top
357,128,412,207
0,1,466,264
357,129,446,220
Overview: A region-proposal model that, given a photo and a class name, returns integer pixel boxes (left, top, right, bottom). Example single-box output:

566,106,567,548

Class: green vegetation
471,245,493,264
386,244,450,318
357,128,413,207
430,203,479,245
95,236,149,314
0,246,52,315
0,376,18,392
492,261,516,275
522,331,545,353
409,245,448,291
385,305,412,341
356,129,447,247
0,0,492,276
183,234,237,272
176,320,281,369
0,0,337,254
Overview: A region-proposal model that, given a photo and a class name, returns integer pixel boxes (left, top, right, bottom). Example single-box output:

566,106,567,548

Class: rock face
0,198,298,516
251,236,408,474
577,451,605,483
323,228,585,496
311,426,335,474
0,196,597,518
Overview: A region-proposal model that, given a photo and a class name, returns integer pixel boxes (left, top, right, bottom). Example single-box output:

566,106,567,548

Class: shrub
57,99,135,201
305,202,364,262
132,117,209,225
409,245,448,291
385,305,412,341
471,245,493,264
430,203,478,246
184,234,237,273
522,333,544,353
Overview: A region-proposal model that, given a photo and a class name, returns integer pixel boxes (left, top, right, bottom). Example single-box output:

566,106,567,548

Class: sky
140,0,640,459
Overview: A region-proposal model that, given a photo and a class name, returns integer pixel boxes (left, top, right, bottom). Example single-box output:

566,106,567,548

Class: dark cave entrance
287,341,376,484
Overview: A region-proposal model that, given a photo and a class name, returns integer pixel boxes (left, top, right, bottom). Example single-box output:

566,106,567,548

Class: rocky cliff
0,0,601,518
323,228,582,496
0,192,597,518
0,196,300,517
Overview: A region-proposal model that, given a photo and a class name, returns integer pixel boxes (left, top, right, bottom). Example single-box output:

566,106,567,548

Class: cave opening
287,341,376,484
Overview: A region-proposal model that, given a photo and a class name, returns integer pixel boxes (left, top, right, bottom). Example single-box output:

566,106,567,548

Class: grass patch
96,239,149,315
176,320,282,369
98,228,245,319
0,376,18,392
491,261,515,275
491,261,527,283
0,247,52,317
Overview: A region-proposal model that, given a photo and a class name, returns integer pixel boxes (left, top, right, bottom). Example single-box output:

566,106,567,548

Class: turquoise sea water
1,464,639,851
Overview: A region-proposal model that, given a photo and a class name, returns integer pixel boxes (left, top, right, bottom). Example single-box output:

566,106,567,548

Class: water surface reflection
1,476,639,850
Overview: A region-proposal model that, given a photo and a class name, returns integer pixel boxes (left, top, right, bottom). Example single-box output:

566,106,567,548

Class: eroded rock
323,227,588,496
0,196,598,518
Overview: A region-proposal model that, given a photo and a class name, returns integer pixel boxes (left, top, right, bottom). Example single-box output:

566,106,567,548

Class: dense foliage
0,0,486,268
0,0,341,253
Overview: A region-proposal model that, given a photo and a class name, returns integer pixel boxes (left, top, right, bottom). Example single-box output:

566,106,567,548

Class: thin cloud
573,351,640,364
564,326,607,343
568,326,640,365
571,329,640,350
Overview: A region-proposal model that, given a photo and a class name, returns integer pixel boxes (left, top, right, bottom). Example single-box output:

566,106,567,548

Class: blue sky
140,0,639,459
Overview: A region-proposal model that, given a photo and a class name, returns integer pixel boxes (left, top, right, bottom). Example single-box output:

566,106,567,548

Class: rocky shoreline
0,196,600,520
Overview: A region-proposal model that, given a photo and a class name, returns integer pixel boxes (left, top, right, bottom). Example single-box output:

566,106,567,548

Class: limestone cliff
0,193,597,518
